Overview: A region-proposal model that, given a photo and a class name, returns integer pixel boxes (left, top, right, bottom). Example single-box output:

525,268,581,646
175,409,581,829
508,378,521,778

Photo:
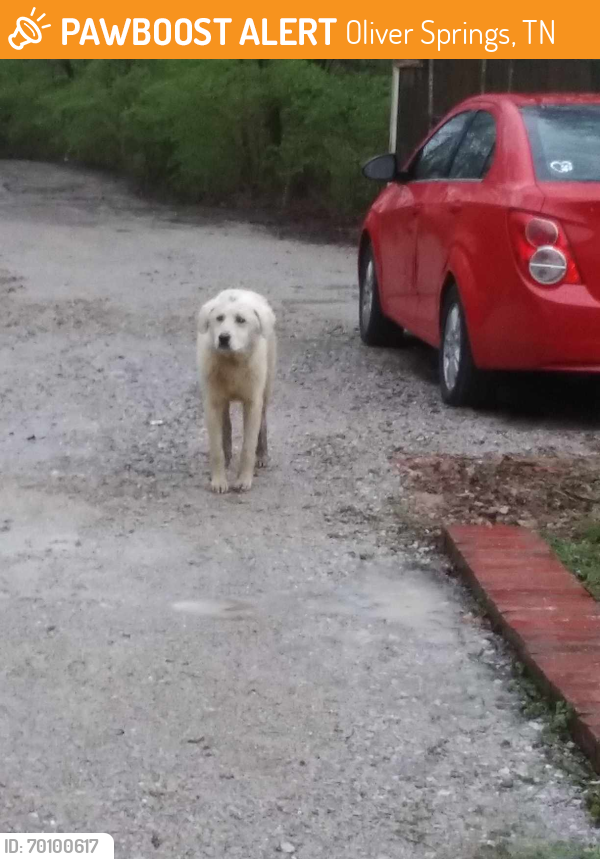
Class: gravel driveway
1,160,599,858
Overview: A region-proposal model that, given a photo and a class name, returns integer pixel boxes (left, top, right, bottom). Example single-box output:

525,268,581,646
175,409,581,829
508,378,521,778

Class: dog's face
204,298,262,354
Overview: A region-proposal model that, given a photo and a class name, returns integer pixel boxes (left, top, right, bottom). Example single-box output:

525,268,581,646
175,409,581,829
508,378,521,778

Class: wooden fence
392,60,600,163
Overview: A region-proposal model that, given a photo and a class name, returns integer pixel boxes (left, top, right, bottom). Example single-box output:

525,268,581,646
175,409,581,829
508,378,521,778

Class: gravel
0,160,599,857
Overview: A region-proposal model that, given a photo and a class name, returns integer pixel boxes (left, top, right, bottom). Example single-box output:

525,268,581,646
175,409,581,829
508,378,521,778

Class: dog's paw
210,475,229,494
256,456,268,469
233,475,253,492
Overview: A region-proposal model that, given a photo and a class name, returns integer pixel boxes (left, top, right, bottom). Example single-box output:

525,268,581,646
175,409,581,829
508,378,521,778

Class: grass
548,525,600,824
0,59,390,219
502,658,600,828
550,523,600,601
509,662,577,746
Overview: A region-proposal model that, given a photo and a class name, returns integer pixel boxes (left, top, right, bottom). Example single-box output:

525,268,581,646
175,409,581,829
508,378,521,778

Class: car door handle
449,203,462,214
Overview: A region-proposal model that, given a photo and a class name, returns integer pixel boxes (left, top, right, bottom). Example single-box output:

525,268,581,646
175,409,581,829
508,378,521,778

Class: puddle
314,573,456,643
171,574,456,640
172,599,253,619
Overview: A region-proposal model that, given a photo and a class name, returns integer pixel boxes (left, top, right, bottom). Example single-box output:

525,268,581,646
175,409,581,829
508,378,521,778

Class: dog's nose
218,333,231,348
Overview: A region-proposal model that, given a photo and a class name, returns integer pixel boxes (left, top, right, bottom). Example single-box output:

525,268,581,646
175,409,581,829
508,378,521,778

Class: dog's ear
198,301,214,334
253,303,275,337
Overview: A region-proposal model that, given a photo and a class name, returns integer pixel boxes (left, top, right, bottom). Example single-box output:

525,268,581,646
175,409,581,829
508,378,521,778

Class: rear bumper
469,281,600,371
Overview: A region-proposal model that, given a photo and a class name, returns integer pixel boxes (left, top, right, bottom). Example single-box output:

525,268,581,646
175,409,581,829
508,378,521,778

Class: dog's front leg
223,406,232,467
206,399,229,493
256,404,268,468
234,398,263,491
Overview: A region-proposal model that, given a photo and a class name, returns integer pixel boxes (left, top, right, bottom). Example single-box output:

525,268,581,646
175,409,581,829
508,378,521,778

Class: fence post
428,59,435,127
389,62,400,152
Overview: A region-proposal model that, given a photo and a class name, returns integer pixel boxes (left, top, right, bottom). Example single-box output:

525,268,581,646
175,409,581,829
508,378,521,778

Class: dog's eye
216,314,225,322
235,316,246,325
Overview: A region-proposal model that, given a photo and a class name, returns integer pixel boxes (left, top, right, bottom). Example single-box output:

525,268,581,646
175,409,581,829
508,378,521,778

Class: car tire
359,246,404,347
439,285,491,407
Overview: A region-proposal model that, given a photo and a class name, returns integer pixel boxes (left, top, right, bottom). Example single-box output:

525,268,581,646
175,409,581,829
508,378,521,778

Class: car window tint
521,105,600,181
411,112,474,181
449,111,496,179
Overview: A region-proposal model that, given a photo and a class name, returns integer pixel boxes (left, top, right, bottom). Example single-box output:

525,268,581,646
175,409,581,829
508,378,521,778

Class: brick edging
444,524,600,773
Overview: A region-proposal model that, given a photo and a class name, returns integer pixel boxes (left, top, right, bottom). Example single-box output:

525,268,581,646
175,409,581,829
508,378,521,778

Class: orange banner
0,0,591,59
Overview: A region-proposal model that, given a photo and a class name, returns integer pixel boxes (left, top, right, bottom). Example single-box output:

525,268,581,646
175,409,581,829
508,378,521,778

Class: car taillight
508,211,581,286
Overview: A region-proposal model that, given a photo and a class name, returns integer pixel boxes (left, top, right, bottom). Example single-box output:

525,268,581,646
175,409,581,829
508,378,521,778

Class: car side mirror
362,154,408,183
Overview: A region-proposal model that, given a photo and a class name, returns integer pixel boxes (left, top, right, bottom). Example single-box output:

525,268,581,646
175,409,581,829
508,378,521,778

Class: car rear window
521,105,600,182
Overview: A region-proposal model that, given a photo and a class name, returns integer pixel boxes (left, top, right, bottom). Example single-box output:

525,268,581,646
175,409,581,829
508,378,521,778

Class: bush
0,59,389,218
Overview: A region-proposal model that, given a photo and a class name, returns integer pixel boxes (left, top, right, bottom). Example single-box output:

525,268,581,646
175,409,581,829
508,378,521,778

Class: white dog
197,289,276,493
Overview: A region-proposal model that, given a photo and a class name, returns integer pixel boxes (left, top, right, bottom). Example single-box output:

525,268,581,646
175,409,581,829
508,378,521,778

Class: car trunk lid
540,183,600,298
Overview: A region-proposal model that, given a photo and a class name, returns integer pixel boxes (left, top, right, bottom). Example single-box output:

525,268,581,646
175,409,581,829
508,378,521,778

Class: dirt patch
393,451,600,542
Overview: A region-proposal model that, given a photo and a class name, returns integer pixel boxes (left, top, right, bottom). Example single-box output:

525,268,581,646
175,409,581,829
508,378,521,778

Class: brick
448,524,537,543
447,527,549,552
576,715,600,735
460,546,553,558
535,652,600,676
459,560,563,579
467,568,582,592
572,717,600,771
528,641,600,656
554,681,600,715
457,550,567,568
444,523,600,773
491,593,594,613
507,613,600,635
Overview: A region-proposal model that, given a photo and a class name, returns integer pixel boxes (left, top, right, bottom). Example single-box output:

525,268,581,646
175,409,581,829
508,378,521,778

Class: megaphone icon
9,11,48,50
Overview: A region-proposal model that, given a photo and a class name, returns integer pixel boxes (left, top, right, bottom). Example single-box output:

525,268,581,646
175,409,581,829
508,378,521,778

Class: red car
359,93,600,406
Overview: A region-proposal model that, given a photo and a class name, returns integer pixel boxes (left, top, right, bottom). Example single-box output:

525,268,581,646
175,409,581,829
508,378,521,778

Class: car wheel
359,246,403,347
439,285,490,407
